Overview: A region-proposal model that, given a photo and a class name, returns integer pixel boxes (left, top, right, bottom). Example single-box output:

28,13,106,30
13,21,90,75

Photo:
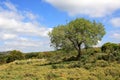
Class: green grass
0,58,120,80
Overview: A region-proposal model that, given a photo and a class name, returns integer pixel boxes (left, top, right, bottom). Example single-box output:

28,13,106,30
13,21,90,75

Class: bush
93,47,101,53
97,54,109,61
37,52,54,59
6,50,25,63
25,52,38,59
101,42,120,53
0,55,8,64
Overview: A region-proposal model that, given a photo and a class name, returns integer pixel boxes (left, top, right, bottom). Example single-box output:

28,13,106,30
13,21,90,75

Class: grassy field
0,58,120,80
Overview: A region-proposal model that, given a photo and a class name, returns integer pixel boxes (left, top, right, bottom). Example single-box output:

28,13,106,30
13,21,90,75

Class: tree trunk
76,46,81,60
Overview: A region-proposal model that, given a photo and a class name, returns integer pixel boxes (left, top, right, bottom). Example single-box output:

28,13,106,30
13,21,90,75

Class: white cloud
4,40,39,47
25,12,38,20
110,18,120,27
4,1,17,11
0,7,51,37
44,0,120,17
108,30,120,43
0,1,52,52
111,33,120,39
1,37,52,52
2,33,17,40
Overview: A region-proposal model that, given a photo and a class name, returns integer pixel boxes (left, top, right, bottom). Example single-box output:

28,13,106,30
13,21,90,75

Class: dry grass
0,59,120,80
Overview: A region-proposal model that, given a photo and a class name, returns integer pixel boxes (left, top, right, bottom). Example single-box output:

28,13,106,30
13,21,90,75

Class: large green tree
49,18,106,59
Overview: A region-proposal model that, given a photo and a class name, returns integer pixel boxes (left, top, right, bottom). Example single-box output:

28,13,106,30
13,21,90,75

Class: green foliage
0,55,8,64
48,54,62,63
38,52,54,59
49,18,106,59
6,50,25,63
25,52,38,59
92,47,102,53
108,51,120,62
101,42,120,53
101,42,120,62
97,53,109,61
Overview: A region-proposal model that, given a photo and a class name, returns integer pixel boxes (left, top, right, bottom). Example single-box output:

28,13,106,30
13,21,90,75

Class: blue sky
0,0,120,52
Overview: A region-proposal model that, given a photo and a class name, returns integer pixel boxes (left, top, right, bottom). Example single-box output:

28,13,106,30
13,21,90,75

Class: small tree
49,18,106,59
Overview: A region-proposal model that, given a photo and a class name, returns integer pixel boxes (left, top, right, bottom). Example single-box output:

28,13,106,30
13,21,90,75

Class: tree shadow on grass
36,56,78,66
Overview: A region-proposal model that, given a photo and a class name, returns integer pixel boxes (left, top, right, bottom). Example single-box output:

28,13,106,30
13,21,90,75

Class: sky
0,0,120,52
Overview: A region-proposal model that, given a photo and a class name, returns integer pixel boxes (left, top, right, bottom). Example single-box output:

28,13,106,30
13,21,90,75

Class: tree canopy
49,18,106,59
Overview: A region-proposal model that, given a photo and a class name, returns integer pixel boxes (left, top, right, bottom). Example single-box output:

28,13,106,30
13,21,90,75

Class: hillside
0,44,120,80
0,58,120,80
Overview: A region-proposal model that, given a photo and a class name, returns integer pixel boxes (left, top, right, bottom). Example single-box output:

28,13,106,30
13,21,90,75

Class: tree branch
68,37,78,50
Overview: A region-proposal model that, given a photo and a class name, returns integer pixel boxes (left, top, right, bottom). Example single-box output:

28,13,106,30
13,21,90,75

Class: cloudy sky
0,0,120,52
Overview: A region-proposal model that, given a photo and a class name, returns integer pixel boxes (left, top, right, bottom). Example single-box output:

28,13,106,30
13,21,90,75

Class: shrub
37,52,54,59
25,52,38,59
93,47,101,53
101,42,119,53
0,55,8,64
6,50,25,63
97,54,109,61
